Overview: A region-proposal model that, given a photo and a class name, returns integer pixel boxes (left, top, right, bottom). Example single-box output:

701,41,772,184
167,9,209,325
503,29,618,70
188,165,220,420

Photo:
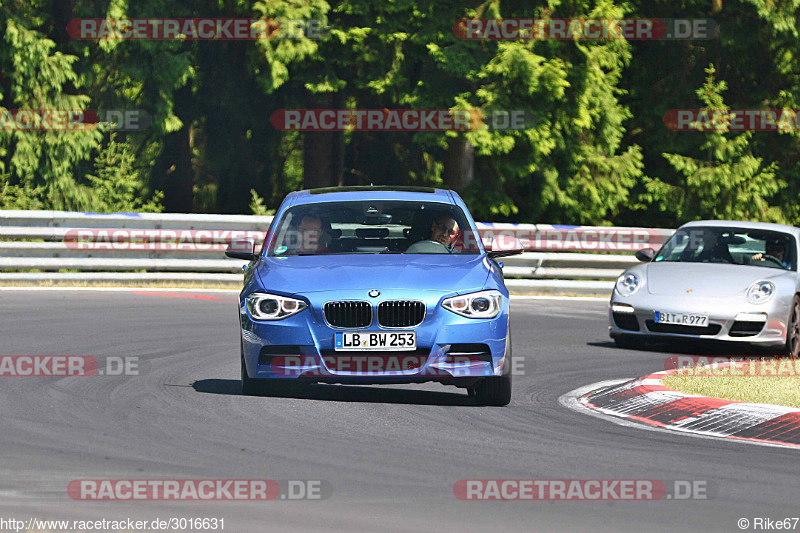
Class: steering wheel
759,254,785,267
405,240,451,254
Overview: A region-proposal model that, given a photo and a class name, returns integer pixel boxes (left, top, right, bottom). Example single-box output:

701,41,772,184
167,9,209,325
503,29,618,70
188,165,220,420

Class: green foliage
639,66,787,223
0,7,101,210
2,0,800,228
249,189,275,216
0,175,46,210
86,134,164,213
455,0,644,224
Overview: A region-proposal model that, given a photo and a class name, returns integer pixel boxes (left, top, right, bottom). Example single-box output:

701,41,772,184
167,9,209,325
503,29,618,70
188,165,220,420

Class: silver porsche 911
609,220,800,355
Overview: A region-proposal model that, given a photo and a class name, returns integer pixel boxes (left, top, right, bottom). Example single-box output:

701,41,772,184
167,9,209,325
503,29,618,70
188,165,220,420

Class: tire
474,333,512,406
240,343,262,396
785,295,800,358
474,375,512,406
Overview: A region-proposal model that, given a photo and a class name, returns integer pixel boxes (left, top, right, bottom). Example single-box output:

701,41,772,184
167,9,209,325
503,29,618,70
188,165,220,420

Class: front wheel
241,344,262,396
474,375,512,406
785,295,800,358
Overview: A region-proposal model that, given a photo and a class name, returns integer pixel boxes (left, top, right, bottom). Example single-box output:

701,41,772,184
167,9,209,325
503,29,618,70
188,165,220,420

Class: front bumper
240,289,510,383
608,291,791,346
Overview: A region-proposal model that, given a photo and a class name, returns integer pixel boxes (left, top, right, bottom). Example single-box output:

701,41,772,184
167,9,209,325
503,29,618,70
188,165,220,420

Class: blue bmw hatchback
226,186,523,405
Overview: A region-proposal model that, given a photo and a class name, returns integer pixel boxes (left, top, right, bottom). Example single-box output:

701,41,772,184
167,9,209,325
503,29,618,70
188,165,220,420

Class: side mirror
225,239,258,261
635,248,655,262
487,235,525,259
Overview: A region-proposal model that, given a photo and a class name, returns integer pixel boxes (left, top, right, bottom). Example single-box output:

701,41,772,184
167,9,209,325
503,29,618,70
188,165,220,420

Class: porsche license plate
654,311,709,327
335,331,416,351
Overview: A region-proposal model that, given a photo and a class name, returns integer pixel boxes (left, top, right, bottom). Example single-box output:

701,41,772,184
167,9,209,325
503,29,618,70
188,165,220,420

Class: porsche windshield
654,227,796,270
267,201,481,256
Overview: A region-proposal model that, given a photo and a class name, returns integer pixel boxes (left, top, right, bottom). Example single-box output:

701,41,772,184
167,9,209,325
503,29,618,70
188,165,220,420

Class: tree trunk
442,135,474,191
302,92,345,189
50,0,72,45
152,86,194,212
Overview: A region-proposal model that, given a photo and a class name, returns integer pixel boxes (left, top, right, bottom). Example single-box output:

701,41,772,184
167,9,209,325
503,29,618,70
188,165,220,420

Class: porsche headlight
746,281,776,304
615,272,642,296
246,292,308,320
442,290,502,319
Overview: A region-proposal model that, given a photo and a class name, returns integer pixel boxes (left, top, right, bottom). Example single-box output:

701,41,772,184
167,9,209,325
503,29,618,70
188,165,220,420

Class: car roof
285,186,456,206
680,220,800,238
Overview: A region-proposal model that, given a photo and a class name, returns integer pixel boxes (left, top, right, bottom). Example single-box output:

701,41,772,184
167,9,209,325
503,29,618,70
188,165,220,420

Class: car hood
255,254,491,295
644,262,794,296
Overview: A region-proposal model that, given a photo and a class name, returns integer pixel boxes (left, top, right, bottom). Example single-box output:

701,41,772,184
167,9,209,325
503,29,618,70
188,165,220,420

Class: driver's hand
752,253,764,261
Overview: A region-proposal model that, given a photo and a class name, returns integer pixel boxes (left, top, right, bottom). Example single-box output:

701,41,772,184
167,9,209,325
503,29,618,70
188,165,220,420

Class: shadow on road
587,339,780,357
192,378,480,406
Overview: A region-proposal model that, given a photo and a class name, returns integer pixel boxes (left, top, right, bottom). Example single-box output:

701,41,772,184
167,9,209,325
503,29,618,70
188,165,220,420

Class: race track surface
0,290,796,532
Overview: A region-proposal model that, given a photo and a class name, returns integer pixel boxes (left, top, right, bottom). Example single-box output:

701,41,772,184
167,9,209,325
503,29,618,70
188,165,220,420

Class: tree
0,4,101,210
638,66,786,223
86,133,164,212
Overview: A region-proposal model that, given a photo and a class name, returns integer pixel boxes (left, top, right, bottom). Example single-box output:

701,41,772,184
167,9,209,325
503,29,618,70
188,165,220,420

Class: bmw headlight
442,290,502,319
246,292,307,320
615,272,642,296
746,281,776,304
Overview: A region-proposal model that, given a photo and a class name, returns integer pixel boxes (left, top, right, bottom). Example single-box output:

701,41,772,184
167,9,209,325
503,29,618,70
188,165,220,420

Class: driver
291,214,331,254
752,239,789,268
429,215,459,249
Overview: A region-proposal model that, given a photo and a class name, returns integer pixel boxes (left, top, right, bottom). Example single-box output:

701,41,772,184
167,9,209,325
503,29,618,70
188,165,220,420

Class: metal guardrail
0,210,673,295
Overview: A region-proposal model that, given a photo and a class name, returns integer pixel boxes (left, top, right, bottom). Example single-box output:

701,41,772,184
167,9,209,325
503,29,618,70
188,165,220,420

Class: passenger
693,231,734,263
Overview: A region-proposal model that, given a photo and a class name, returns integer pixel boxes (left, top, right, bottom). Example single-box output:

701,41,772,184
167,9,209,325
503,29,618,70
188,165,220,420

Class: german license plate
654,311,709,327
334,331,416,351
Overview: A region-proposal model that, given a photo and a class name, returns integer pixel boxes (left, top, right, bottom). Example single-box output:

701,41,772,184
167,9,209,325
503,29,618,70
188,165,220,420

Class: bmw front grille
323,301,372,328
376,300,425,328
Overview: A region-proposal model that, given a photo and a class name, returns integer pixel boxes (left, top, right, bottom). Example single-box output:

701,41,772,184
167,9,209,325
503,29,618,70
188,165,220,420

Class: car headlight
615,272,642,296
246,292,308,320
746,281,776,304
442,290,502,319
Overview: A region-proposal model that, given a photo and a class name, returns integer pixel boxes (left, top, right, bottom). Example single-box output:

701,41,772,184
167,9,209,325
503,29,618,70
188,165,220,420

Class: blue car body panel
237,188,512,386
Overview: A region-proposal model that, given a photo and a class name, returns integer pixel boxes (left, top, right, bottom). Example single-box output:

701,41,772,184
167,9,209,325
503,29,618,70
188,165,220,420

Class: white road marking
558,380,799,450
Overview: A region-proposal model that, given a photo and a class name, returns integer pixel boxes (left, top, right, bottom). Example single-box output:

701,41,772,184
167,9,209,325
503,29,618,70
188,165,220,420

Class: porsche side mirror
635,248,655,262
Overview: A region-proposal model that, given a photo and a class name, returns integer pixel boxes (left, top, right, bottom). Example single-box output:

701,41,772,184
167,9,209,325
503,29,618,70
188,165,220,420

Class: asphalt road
0,289,797,533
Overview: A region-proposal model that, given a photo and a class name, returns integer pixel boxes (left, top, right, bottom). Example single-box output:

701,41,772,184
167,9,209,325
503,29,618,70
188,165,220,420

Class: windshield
267,201,481,256
654,227,796,271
